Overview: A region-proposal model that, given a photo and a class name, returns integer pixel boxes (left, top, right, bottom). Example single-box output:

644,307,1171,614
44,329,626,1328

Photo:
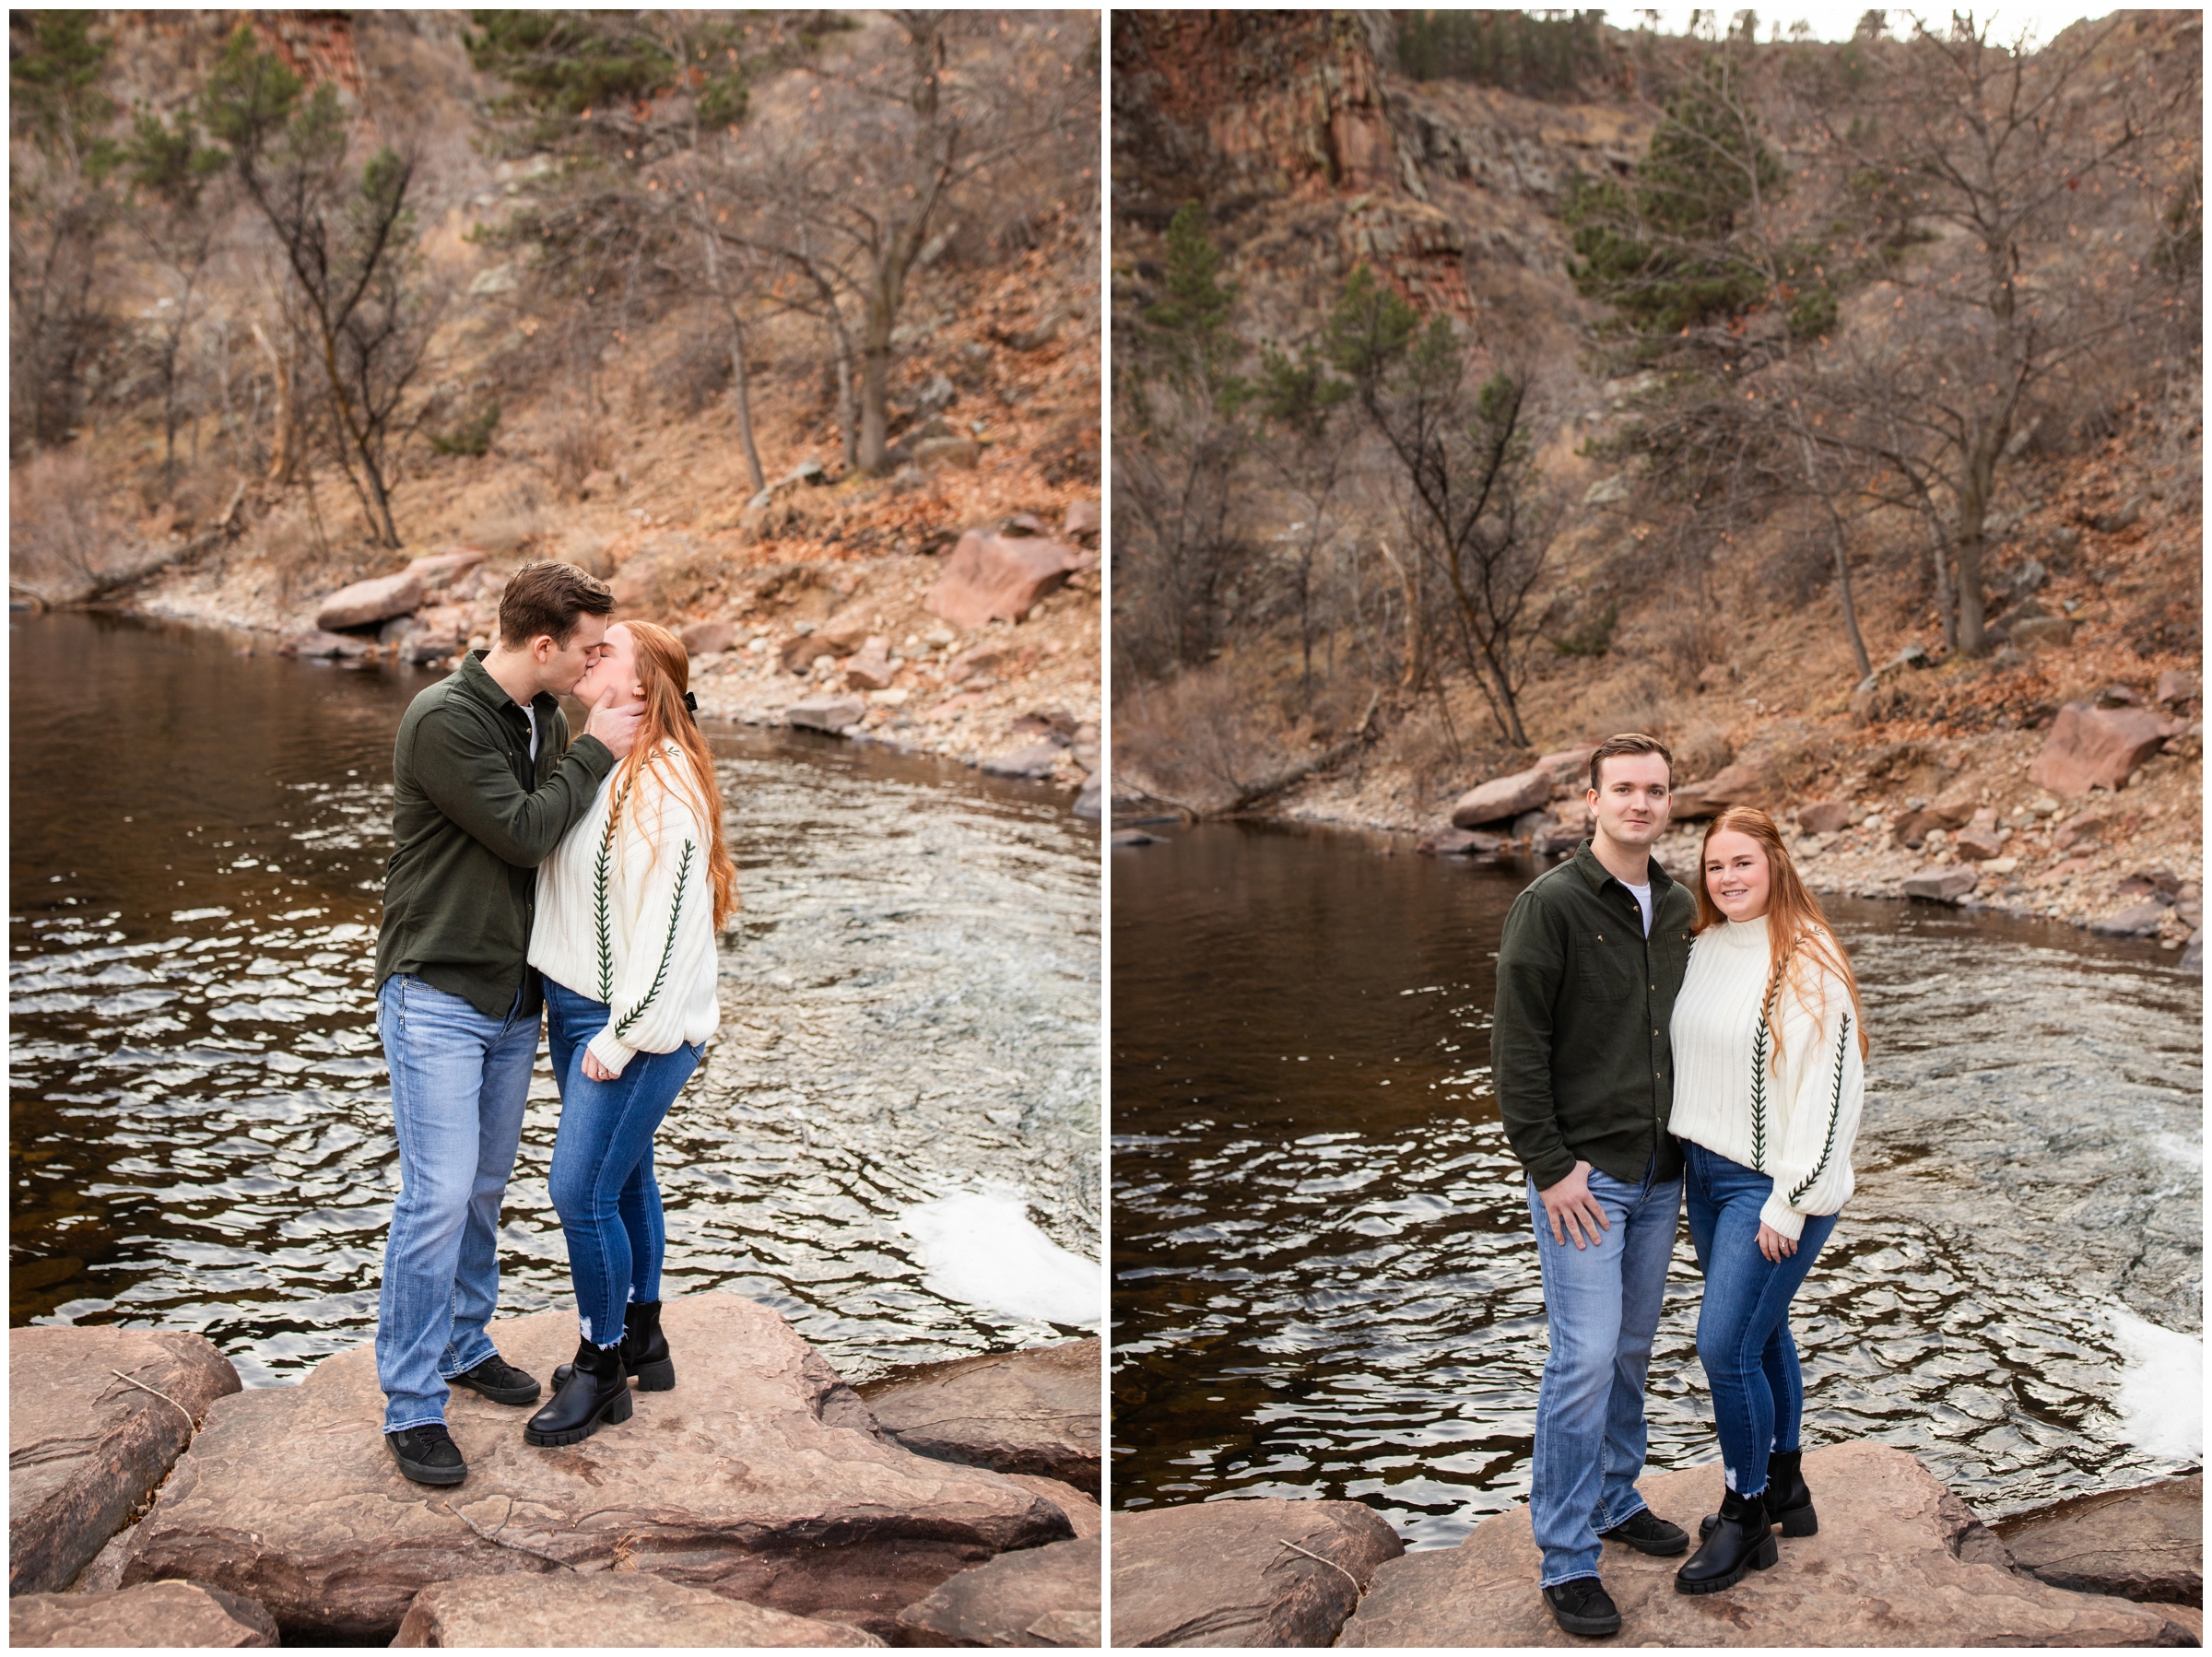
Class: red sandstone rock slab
315,569,423,632
1004,1474,1101,1539
120,1296,1067,1641
859,1338,1100,1496
1797,801,1853,834
1996,1474,2202,1604
1451,767,1550,828
2029,703,2170,795
11,1581,278,1648
896,1534,1100,1647
1337,1442,2189,1647
9,1326,241,1595
1110,1498,1404,1647
391,1571,881,1647
927,531,1084,629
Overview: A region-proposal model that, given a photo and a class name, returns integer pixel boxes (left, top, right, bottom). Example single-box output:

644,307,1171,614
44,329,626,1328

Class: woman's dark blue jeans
544,980,701,1346
1683,1140,1837,1498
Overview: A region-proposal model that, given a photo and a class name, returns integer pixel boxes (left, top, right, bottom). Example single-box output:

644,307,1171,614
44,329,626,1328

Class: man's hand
585,684,643,759
582,1049,618,1082
1538,1160,1611,1251
1756,1222,1796,1263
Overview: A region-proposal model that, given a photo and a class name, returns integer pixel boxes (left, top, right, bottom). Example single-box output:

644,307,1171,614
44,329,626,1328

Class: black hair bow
683,690,699,718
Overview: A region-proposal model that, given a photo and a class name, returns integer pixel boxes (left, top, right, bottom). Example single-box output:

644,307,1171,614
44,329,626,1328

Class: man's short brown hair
497,560,614,648
1588,732,1674,793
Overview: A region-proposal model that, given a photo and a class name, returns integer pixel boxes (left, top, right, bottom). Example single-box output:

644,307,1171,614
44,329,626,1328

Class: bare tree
112,104,229,486
201,25,441,548
9,11,119,455
712,12,1090,474
1326,266,1555,748
1810,12,2200,653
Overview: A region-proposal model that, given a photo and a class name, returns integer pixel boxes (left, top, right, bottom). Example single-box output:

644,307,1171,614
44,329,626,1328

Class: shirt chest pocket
1576,932,1641,1001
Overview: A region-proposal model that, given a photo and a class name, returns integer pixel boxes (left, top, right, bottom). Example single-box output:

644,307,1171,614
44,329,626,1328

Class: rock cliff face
1112,12,1471,320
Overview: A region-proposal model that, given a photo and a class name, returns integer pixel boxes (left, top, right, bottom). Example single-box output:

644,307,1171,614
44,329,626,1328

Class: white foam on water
2109,1305,2204,1461
900,1191,1101,1328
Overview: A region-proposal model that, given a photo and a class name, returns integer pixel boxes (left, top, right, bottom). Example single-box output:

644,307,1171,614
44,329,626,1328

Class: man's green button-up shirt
374,650,616,1020
1492,840,1698,1191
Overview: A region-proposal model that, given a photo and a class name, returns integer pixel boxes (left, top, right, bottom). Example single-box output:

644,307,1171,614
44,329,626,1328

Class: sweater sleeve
412,701,614,868
1759,964,1865,1239
585,775,717,1076
1494,887,1576,1191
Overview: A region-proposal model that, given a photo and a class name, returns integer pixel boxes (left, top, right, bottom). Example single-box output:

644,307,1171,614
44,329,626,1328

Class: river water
1112,821,2201,1548
10,612,1100,1388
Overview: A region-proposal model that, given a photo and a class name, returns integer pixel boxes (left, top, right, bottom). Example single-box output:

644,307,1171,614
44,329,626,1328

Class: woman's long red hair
607,620,739,930
1695,805,1867,1061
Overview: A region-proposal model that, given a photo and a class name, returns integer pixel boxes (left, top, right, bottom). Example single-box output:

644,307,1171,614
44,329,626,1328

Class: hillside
10,10,1102,790
1110,10,2201,941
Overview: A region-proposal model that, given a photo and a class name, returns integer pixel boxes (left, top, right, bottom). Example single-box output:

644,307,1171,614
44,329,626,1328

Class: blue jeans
375,973,538,1433
1525,1159,1683,1587
1683,1141,1837,1496
544,980,702,1345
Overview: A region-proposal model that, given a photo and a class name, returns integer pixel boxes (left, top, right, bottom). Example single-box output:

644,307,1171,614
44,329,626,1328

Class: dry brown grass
10,450,120,602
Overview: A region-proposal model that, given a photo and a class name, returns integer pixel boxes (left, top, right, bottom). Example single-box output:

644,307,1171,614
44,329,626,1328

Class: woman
522,619,737,1447
1666,805,1866,1593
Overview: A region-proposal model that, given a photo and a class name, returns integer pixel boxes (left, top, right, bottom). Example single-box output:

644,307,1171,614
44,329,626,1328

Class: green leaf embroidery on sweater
1748,1017,1771,1171
1747,951,1788,1172
1789,1013,1853,1206
615,839,692,1040
592,782,630,1004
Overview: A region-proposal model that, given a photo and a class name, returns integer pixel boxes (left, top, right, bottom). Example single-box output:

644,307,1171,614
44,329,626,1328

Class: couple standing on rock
1496,732,1869,1637
371,561,739,1486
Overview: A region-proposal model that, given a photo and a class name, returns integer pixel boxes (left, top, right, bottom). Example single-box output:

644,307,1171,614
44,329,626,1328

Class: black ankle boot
1676,1487,1777,1594
620,1299,674,1391
1700,1450,1818,1540
524,1338,633,1447
552,1301,676,1391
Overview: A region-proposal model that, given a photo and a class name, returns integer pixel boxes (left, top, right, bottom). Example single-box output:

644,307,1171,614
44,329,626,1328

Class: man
1493,732,1697,1637
373,561,642,1486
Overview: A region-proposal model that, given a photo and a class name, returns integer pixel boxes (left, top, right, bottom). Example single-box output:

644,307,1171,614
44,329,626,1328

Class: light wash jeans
1525,1158,1683,1587
1683,1140,1837,1496
544,980,701,1346
374,973,538,1433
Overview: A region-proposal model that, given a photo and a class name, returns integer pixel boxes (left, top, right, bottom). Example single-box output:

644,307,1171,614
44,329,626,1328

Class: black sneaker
448,1353,542,1406
1544,1577,1622,1638
385,1423,466,1487
1601,1508,1690,1556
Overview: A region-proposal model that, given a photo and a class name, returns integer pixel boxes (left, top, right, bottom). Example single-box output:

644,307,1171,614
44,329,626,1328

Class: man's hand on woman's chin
586,685,644,758
1539,1159,1612,1250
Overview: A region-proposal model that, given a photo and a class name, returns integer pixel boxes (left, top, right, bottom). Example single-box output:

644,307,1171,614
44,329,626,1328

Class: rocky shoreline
9,1304,1100,1648
1112,1445,2201,1648
1225,697,2206,964
108,510,1104,818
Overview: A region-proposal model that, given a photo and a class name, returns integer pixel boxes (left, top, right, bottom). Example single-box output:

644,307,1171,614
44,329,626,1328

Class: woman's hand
1756,1222,1796,1263
582,1050,618,1082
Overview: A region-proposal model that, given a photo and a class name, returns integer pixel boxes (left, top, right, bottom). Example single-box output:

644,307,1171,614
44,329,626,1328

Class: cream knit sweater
1667,917,1865,1240
528,746,720,1077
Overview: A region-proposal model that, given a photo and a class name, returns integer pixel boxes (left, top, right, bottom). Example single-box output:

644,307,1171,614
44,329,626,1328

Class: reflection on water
11,613,1100,1387
1112,822,2200,1548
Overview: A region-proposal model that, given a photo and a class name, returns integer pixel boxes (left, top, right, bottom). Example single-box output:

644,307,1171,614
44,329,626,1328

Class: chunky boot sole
1675,1533,1778,1594
1699,1502,1817,1540
524,1384,633,1447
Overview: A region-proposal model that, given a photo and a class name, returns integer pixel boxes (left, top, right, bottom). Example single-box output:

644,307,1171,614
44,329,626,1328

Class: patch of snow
900,1189,1100,1328
2110,1304,2203,1462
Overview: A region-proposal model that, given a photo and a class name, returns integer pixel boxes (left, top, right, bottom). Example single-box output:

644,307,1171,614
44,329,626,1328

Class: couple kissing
372,561,737,1486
